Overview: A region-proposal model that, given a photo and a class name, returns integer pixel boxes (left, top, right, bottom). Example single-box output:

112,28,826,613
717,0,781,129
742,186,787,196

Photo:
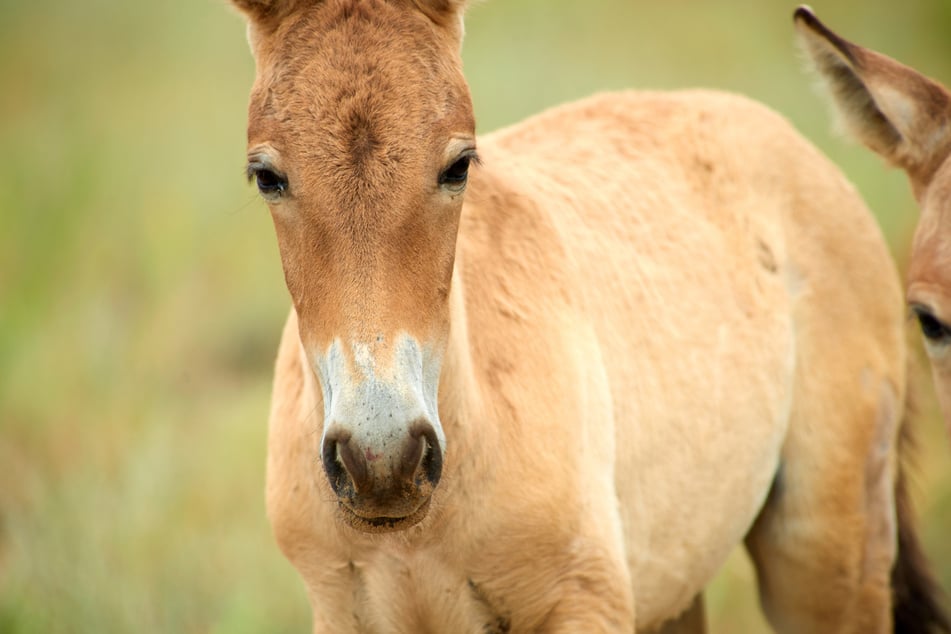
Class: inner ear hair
795,10,902,159
809,43,903,157
795,6,951,178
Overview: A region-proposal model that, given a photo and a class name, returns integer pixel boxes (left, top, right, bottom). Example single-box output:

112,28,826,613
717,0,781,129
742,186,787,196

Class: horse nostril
321,434,347,495
322,428,369,495
421,434,442,487
323,422,443,501
399,431,425,481
409,420,443,487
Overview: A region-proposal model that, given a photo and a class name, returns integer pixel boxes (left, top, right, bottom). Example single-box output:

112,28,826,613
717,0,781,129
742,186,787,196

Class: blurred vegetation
1,1,949,632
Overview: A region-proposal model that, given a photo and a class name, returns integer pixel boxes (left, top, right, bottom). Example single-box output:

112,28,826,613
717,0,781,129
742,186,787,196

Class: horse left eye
439,156,471,187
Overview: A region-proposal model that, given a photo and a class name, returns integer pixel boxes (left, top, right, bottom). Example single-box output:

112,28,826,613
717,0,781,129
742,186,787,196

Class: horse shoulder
265,310,345,564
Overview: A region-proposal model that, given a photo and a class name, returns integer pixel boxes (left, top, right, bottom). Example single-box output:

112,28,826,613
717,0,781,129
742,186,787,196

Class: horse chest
348,553,510,634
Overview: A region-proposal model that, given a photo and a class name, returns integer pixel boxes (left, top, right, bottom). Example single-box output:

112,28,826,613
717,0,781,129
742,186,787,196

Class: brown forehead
247,0,473,172
909,160,951,286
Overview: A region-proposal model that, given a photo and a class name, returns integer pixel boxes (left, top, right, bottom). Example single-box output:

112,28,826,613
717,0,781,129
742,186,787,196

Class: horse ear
230,0,316,33
409,0,468,34
794,6,951,181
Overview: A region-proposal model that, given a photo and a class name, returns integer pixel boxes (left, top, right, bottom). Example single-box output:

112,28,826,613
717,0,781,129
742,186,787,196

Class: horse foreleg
743,375,901,633
651,594,707,634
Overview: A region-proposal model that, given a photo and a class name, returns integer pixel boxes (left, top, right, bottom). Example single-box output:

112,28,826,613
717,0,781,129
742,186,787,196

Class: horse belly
595,227,797,627
619,368,791,629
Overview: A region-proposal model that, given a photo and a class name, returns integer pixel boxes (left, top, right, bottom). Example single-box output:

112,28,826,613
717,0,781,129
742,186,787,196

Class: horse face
908,157,951,419
236,0,475,531
795,6,951,430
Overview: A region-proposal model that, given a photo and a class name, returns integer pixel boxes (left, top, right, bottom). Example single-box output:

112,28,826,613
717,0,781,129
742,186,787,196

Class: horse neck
438,248,482,457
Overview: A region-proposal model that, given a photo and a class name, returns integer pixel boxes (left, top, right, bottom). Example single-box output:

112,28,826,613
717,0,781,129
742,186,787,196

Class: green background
1,1,949,632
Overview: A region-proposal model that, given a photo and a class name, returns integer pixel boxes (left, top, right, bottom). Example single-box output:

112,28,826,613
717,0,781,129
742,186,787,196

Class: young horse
794,6,951,435
229,1,948,631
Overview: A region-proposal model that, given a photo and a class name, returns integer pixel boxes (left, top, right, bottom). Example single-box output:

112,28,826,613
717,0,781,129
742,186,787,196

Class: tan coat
228,1,947,631
796,6,951,436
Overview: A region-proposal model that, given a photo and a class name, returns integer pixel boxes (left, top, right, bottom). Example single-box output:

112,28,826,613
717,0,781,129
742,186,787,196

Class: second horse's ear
794,5,951,183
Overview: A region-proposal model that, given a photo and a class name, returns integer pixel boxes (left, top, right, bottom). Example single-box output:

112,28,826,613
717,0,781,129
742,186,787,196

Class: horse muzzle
321,417,443,532
313,334,446,532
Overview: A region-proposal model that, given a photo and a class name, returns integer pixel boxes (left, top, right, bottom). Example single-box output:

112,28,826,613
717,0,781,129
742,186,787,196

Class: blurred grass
0,1,948,632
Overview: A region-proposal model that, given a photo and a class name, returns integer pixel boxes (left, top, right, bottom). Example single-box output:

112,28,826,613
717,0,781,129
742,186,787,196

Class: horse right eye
254,168,287,197
247,161,288,200
913,306,951,344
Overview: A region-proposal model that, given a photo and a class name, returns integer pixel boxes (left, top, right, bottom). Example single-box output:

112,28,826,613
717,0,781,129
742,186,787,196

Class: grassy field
1,1,949,632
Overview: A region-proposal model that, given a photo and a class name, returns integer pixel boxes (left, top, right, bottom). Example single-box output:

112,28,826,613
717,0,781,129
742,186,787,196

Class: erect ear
409,0,468,36
794,6,951,182
230,0,317,36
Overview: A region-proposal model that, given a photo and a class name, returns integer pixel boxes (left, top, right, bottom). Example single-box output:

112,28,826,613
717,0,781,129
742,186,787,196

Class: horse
227,1,949,631
794,6,951,436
